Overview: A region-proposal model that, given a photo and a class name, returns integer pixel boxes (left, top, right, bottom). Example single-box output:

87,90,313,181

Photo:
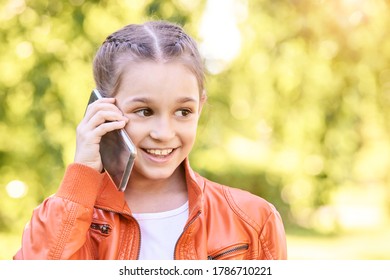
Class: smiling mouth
144,148,174,156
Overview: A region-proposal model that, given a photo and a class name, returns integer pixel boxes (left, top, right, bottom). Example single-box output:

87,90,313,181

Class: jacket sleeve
258,204,288,260
13,164,104,260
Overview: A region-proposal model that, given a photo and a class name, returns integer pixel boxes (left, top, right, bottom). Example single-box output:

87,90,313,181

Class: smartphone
87,89,136,192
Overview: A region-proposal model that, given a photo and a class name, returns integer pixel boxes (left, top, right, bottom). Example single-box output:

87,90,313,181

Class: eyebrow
176,97,198,103
126,96,197,105
127,97,151,104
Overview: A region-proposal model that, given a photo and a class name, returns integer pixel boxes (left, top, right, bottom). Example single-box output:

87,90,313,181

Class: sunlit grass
287,225,390,260
0,233,20,260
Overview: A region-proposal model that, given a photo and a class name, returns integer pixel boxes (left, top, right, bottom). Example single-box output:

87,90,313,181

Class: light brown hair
93,21,205,97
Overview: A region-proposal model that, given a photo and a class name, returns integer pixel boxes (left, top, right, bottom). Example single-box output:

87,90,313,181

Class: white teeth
146,149,173,156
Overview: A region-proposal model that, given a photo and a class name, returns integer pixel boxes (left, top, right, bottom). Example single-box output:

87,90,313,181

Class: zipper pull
208,244,249,260
90,223,110,234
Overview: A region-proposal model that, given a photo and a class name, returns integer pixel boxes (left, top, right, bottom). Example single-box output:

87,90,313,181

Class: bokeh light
5,180,28,199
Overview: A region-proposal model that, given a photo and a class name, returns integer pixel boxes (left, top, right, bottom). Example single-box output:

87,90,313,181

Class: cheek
179,122,199,143
123,122,146,144
123,118,200,144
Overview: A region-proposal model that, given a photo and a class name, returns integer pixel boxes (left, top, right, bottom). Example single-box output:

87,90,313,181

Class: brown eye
135,108,153,117
175,109,192,117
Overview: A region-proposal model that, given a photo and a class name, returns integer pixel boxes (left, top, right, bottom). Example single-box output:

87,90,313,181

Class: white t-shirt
132,201,189,260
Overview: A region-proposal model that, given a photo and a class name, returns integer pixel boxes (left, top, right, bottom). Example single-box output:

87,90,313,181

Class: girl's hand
74,98,128,172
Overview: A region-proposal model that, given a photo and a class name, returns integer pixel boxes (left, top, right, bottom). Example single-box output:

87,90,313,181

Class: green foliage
193,0,390,233
0,0,205,259
1,0,390,259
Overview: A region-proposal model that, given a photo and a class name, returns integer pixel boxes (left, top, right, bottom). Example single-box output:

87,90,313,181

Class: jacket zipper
94,207,202,260
132,216,142,260
173,210,202,259
208,244,249,260
90,223,111,234
94,206,141,259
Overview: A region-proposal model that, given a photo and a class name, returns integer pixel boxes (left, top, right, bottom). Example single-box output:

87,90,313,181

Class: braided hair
93,21,205,97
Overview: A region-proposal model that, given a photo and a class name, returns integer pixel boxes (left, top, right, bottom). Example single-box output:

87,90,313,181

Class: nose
150,115,175,141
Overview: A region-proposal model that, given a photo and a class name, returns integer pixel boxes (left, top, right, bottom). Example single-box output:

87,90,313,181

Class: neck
124,165,188,213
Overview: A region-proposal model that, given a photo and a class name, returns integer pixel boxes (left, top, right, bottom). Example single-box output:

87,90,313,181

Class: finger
84,99,121,120
94,120,128,139
87,110,128,130
76,110,128,143
84,98,122,121
76,118,127,147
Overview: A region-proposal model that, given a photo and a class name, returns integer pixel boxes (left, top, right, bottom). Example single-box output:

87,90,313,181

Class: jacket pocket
208,243,249,260
90,222,112,235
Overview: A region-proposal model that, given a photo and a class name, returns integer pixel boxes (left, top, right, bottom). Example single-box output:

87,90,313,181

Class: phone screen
87,89,136,192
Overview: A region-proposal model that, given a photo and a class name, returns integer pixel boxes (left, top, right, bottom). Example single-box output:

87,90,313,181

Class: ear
198,90,207,114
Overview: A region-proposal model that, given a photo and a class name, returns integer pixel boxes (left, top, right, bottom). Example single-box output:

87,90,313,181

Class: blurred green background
1,0,390,260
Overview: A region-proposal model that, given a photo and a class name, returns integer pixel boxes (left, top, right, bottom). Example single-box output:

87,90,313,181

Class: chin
132,165,179,181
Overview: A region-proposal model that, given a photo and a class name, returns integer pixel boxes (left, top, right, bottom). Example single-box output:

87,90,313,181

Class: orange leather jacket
14,159,287,260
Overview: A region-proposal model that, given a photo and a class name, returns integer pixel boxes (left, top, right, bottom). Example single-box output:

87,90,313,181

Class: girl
14,20,287,260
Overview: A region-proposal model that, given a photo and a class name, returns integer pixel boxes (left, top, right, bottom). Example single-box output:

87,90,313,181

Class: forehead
115,53,203,92
116,61,200,102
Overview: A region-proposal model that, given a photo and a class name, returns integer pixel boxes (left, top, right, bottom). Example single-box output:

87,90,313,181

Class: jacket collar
94,158,204,217
183,158,204,217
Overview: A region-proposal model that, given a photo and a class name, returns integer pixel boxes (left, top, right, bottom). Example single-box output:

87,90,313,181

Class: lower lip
142,149,176,163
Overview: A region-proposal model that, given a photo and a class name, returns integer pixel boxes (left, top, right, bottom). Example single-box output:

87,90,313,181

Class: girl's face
115,61,204,182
